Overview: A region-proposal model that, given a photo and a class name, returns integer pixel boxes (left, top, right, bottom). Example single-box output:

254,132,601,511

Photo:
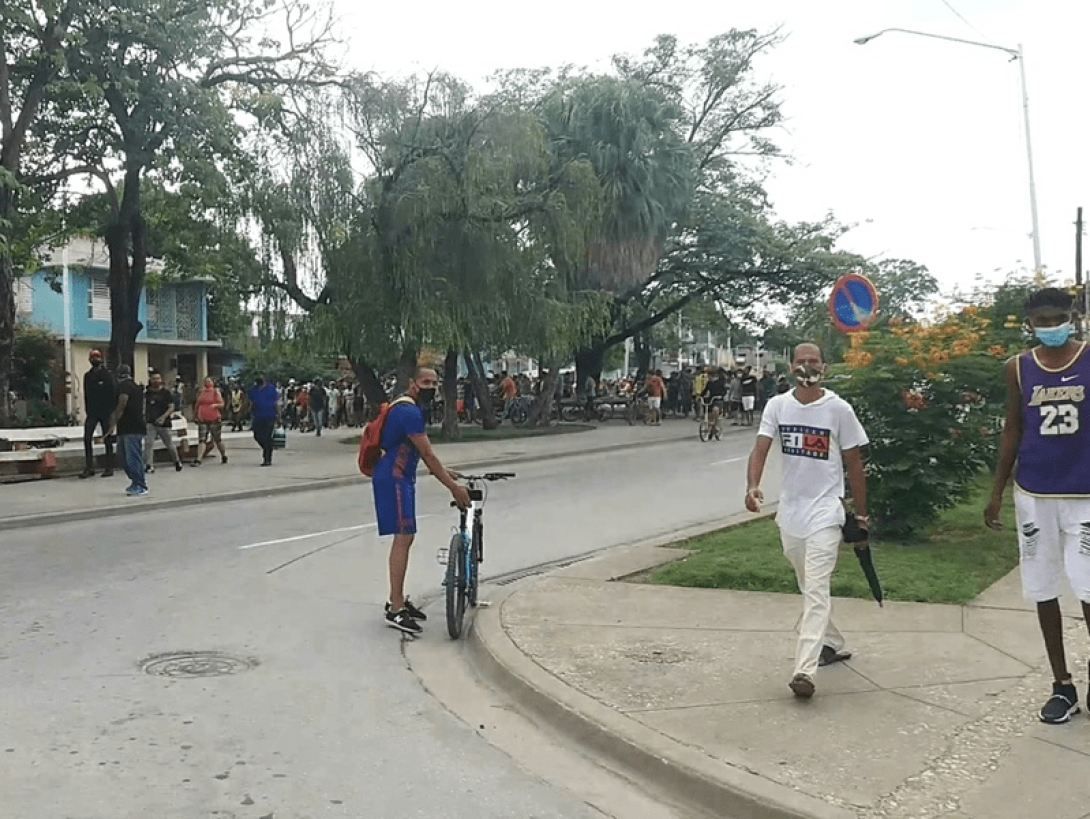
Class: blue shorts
373,479,416,536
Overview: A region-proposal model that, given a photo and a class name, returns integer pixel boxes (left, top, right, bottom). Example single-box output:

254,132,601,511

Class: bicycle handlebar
452,472,516,481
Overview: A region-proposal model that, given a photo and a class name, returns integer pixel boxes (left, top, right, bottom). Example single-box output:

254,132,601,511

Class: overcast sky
335,0,1086,300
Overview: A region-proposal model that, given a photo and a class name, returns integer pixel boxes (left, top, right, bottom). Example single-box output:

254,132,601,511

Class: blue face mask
1035,322,1074,348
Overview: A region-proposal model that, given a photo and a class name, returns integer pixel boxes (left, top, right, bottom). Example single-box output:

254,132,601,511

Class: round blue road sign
829,274,880,333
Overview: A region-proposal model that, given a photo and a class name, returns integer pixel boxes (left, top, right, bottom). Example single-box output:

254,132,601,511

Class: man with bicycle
701,369,728,436
373,366,471,634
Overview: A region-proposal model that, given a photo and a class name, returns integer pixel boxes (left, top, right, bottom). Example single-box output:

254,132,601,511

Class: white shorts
1013,489,1090,603
742,395,755,411
648,396,662,410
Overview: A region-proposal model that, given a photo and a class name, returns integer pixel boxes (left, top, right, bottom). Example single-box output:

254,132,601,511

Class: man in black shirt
80,349,116,478
308,377,327,437
108,364,148,496
701,370,729,437
740,366,759,426
144,372,183,472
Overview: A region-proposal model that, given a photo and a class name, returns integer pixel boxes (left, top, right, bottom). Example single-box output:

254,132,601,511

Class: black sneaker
78,469,95,479
1039,681,1080,724
385,608,422,635
386,598,427,622
819,646,852,666
100,469,114,477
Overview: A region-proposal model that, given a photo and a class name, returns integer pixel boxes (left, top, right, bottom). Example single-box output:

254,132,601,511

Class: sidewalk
0,420,697,531
467,530,1090,819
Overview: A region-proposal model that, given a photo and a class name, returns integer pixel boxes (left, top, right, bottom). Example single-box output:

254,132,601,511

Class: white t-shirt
757,388,869,539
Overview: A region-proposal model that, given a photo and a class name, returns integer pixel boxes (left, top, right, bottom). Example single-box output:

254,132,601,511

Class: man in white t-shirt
744,343,871,699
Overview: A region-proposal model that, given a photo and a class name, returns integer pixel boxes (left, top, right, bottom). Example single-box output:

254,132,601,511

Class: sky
335,0,1088,302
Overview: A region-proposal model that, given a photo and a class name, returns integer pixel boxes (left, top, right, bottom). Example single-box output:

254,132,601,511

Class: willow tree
251,73,610,432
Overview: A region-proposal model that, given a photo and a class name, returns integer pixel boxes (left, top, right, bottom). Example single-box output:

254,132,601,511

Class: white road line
240,523,376,550
709,456,747,466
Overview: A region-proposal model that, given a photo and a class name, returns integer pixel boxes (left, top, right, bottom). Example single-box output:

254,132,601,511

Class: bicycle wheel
562,404,581,423
509,401,529,426
698,419,710,441
468,519,483,607
445,532,467,639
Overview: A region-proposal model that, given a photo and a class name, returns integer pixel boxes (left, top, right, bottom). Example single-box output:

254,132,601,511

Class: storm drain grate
139,651,258,678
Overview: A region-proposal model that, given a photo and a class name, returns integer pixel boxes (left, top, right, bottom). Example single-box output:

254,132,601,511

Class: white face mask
792,364,824,388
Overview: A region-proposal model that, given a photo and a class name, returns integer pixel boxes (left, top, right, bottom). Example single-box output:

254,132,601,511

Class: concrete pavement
460,529,1090,819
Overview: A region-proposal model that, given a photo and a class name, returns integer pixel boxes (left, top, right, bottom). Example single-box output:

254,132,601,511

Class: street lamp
855,27,1042,274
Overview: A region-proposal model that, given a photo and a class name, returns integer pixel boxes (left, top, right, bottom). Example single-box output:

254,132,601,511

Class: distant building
14,237,221,422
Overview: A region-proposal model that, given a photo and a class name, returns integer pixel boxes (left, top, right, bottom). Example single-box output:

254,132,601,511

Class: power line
938,0,997,45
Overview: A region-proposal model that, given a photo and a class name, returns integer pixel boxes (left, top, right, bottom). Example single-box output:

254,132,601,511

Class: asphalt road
0,429,781,818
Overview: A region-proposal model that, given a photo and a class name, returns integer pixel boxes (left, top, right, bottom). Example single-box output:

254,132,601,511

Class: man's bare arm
985,358,1023,529
745,435,773,512
843,446,868,519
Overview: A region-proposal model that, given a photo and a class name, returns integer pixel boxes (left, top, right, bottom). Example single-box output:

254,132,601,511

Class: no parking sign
829,274,880,333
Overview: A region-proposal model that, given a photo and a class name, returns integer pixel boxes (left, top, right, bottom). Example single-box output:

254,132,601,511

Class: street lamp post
855,28,1042,274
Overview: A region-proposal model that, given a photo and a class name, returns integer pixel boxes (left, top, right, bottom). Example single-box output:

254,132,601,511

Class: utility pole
1078,207,1085,338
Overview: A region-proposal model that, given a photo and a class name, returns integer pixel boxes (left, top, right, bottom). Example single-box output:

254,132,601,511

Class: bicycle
442,471,516,639
697,397,724,442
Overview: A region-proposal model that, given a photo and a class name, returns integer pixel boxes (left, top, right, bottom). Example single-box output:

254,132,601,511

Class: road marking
240,524,376,550
710,456,747,466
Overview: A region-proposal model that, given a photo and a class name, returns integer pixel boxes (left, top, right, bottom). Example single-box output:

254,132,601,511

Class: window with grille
88,277,110,320
14,278,33,313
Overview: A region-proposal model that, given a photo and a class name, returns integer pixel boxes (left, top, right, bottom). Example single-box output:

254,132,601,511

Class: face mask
792,364,824,388
417,387,436,406
1034,322,1073,348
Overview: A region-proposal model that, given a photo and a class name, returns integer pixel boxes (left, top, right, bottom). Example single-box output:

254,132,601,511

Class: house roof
39,236,167,274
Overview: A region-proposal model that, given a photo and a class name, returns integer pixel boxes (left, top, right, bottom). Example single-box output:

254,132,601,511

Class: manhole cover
139,651,257,678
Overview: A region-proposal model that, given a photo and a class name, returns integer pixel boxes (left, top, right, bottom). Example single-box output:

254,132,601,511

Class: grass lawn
646,478,1020,605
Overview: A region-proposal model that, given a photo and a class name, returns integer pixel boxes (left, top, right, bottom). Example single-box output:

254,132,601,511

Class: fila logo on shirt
1028,384,1085,407
780,424,831,460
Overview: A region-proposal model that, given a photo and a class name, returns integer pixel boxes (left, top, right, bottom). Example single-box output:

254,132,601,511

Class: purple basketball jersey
1015,343,1090,496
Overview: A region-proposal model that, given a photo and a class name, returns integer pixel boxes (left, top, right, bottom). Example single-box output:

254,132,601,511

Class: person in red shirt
645,369,666,425
193,377,227,465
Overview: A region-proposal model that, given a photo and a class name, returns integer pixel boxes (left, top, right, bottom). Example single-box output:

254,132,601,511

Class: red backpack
358,396,415,477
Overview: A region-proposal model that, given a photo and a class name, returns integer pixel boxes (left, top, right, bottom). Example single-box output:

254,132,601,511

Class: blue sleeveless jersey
1015,343,1090,496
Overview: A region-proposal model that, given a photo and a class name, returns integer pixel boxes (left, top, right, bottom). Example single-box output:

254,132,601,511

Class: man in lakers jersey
986,287,1090,724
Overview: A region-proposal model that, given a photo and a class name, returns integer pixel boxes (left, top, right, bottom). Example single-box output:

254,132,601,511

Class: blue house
14,237,221,422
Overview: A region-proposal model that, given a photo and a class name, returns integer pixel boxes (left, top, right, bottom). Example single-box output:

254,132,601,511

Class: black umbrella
843,512,884,606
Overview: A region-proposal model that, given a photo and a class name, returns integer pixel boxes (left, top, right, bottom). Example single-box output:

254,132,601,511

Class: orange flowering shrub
832,307,1009,537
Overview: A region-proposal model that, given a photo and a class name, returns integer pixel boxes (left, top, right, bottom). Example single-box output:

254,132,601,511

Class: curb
467,592,852,819
460,521,852,819
0,426,700,532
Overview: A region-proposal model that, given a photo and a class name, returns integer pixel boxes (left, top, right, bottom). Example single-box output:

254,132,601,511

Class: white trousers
780,525,846,677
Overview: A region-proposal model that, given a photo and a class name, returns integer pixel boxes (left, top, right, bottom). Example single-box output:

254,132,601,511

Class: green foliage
647,478,1018,605
12,324,58,402
233,341,341,387
834,309,1008,537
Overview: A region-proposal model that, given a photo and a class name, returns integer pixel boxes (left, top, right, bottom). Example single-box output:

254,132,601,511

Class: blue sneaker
128,486,150,497
124,484,138,495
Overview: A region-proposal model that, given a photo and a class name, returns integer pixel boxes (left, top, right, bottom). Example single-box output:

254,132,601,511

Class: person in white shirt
744,343,871,699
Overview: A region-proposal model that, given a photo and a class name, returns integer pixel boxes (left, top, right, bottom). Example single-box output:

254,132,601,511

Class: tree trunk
466,350,498,431
441,347,459,439
106,168,146,372
0,238,14,425
574,344,606,393
350,359,387,420
634,330,653,380
394,344,418,394
526,363,559,428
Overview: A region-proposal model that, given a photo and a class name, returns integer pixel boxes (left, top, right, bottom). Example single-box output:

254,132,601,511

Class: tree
32,0,338,370
0,0,79,424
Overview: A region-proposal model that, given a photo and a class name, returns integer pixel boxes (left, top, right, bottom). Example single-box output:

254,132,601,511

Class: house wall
18,269,209,342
